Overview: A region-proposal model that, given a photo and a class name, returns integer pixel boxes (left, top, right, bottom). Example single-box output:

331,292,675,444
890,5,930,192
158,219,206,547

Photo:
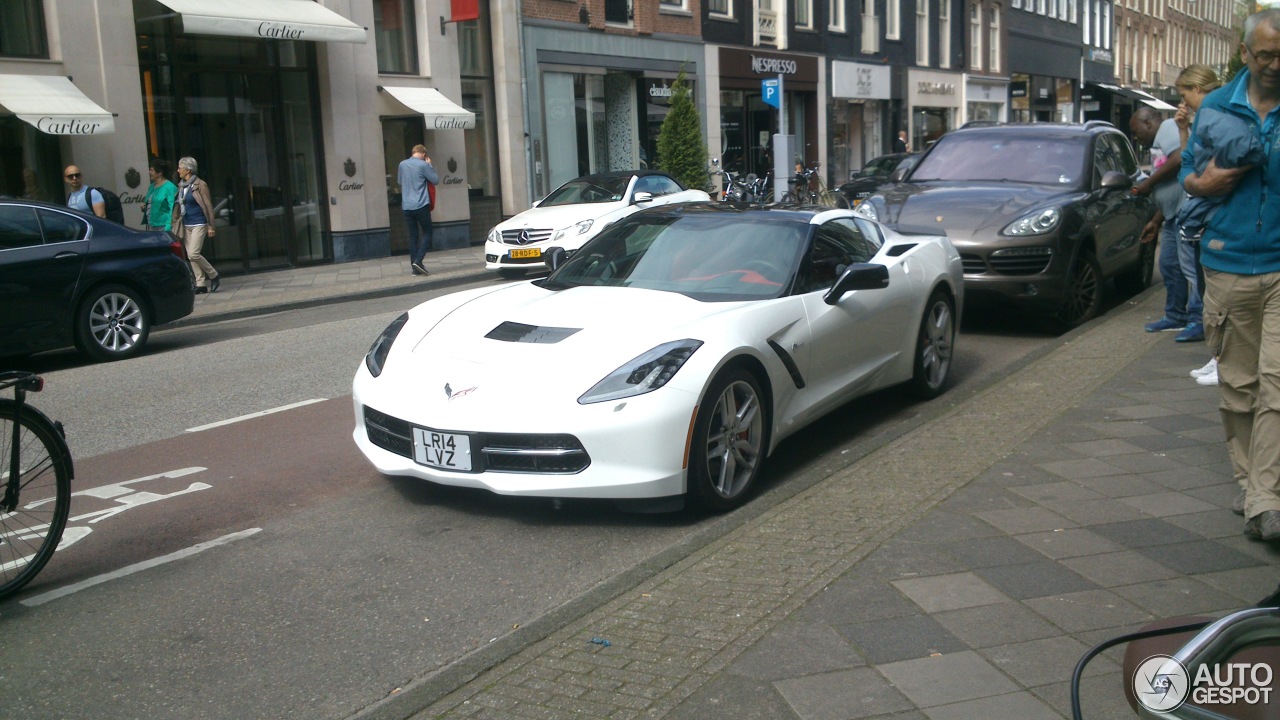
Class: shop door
181,71,291,271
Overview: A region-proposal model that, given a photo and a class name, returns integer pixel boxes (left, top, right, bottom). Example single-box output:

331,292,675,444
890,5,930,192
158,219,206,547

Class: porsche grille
960,252,1053,276
362,406,591,474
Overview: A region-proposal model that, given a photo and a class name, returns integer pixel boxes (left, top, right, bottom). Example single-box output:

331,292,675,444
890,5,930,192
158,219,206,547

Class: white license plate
413,428,472,471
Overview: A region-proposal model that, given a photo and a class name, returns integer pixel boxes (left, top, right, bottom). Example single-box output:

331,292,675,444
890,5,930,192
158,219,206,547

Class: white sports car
483,170,711,276
355,203,963,511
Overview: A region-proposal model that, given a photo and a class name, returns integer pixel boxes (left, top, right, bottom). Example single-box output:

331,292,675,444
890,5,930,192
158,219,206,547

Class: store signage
751,56,798,75
35,117,105,134
1089,48,1114,63
339,180,364,190
918,81,956,96
433,116,472,129
832,62,891,99
257,22,306,40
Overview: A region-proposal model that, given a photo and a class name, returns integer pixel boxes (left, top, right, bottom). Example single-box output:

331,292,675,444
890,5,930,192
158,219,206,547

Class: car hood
383,283,739,417
872,182,1076,237
838,177,888,195
493,202,621,232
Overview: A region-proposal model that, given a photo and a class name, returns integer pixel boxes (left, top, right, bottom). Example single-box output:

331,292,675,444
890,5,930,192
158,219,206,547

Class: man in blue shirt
1181,8,1280,542
64,165,106,218
397,144,439,276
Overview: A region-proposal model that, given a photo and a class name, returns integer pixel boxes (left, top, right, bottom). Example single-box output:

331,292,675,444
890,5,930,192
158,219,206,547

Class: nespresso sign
719,47,817,84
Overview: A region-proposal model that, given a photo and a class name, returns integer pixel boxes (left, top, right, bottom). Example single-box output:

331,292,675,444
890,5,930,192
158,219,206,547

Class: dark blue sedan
0,199,194,362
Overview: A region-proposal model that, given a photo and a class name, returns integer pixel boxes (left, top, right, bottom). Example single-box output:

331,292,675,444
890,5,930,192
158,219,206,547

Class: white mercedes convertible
355,203,963,511
483,170,711,277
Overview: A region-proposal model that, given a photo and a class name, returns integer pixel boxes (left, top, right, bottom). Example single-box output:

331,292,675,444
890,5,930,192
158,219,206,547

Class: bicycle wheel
0,399,72,599
819,189,850,209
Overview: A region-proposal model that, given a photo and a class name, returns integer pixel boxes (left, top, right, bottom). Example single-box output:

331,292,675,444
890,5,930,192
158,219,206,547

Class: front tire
1056,249,1103,330
0,399,72,599
75,284,150,362
689,368,769,512
909,290,956,399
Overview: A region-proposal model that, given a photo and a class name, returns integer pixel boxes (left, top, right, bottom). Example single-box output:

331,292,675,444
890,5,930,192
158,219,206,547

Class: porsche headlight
1003,208,1061,236
853,201,878,221
553,219,594,242
578,339,703,404
487,227,501,244
365,313,409,377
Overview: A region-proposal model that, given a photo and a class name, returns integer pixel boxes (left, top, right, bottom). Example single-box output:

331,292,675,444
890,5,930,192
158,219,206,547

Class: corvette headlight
578,339,703,404
365,313,409,377
1003,208,1061,236
853,202,878,221
487,228,501,244
553,219,594,242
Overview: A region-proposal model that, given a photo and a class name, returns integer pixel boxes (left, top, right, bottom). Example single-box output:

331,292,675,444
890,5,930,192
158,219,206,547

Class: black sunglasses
65,172,81,179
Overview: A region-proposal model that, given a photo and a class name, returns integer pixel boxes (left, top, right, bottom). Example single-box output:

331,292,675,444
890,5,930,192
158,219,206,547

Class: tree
656,69,710,192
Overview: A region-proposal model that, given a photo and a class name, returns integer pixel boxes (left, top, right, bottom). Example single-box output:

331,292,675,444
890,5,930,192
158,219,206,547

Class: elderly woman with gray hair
171,156,220,293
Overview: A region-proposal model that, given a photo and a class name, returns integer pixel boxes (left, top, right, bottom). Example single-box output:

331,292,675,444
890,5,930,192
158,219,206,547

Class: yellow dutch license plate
510,248,541,259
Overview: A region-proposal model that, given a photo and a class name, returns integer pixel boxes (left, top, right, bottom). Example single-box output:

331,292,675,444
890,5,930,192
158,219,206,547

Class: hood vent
485,321,581,344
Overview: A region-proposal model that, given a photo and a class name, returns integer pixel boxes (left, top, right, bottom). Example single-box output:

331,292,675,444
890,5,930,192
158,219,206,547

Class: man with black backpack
63,164,124,223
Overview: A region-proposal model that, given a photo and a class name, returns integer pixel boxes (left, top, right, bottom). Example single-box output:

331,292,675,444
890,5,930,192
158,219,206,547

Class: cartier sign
258,22,306,40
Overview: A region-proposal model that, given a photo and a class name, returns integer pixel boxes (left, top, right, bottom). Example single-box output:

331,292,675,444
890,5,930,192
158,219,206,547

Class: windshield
861,155,902,177
909,135,1086,187
539,176,632,206
543,212,809,301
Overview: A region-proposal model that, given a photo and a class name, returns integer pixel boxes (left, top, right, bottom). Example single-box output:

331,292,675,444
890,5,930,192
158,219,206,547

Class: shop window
988,5,1001,73
458,2,491,76
0,0,47,58
0,117,62,203
374,0,419,74
830,0,846,31
939,2,951,67
795,0,813,28
606,0,634,24
970,4,983,71
916,0,930,66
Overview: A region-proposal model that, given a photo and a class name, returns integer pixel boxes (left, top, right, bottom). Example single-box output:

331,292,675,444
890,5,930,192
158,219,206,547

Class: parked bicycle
0,371,73,599
781,161,849,209
710,158,772,203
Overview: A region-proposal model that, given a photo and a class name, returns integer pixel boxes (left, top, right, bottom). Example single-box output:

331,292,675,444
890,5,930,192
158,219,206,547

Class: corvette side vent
486,321,581,344
886,243,917,256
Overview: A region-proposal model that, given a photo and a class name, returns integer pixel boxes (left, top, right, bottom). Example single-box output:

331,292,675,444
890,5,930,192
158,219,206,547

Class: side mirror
546,246,567,272
823,263,890,305
632,191,654,205
889,167,910,183
1100,170,1133,192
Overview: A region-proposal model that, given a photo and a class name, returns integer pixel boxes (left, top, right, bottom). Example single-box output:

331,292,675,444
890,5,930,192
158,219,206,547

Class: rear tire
74,284,150,362
0,400,72,599
908,290,956,399
688,368,769,512
1116,240,1155,296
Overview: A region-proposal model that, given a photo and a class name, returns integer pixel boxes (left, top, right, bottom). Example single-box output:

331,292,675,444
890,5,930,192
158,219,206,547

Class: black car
0,199,195,362
838,153,920,206
853,122,1156,329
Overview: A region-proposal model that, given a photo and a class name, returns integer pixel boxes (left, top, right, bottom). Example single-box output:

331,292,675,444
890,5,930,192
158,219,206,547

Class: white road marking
20,528,262,607
185,399,326,432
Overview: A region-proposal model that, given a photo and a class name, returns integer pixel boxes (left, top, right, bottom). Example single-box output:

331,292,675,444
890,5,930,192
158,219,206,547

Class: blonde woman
171,156,220,294
1174,65,1223,386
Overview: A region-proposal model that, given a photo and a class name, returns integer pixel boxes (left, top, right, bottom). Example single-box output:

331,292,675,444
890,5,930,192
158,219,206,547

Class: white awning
151,0,367,43
0,74,114,135
379,86,476,130
1132,88,1178,112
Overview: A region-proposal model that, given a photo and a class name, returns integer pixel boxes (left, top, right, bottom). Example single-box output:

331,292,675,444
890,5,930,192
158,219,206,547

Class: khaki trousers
184,224,218,288
1202,269,1280,518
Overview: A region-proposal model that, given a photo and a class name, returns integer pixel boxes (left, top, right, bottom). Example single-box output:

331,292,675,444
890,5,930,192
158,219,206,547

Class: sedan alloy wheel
76,284,150,361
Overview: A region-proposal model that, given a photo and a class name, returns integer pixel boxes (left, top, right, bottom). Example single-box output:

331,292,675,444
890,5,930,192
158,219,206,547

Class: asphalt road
0,281,1076,719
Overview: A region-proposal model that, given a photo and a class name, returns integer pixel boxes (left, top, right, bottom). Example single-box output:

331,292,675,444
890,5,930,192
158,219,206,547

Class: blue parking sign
762,78,780,109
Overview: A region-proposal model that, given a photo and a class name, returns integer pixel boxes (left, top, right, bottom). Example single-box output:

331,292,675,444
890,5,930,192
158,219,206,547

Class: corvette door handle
53,251,81,259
